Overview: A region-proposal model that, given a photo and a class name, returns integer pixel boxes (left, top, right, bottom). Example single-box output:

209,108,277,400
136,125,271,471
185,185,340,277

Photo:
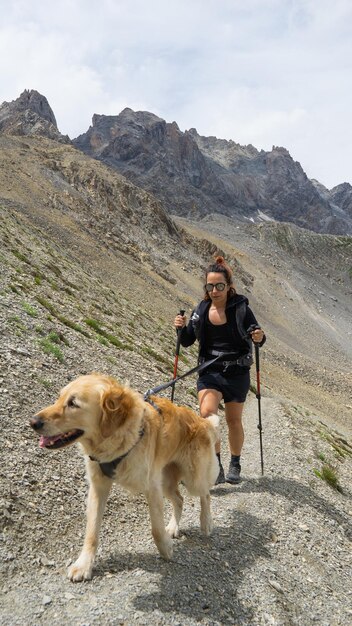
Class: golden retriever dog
30,373,219,581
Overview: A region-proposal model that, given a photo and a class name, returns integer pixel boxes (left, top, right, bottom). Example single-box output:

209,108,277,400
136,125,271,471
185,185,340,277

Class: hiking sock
215,452,225,484
230,454,241,467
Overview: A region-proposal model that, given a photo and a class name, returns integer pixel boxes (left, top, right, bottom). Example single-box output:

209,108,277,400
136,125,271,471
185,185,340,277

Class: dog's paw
201,516,214,536
157,536,174,560
166,520,180,538
67,555,93,582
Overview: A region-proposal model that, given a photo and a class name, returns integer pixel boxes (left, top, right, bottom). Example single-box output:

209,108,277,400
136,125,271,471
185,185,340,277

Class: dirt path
1,390,351,626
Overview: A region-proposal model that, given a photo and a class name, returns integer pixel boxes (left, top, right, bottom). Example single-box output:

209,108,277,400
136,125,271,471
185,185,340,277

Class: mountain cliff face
73,109,224,217
73,110,352,235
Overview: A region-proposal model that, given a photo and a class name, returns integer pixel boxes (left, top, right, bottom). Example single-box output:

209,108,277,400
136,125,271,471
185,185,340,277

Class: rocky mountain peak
0,89,70,143
0,89,57,126
89,108,166,134
74,106,202,181
330,181,352,218
118,107,165,126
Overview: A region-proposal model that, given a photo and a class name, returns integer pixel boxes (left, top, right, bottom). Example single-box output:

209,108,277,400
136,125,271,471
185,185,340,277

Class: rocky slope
0,101,351,625
1,201,351,626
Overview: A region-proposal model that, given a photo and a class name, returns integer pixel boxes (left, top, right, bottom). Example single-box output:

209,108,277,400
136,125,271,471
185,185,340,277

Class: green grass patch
36,296,89,336
85,318,103,332
84,318,132,350
105,334,125,348
97,335,109,346
318,426,352,458
9,315,21,323
9,284,21,294
47,331,61,344
11,249,31,264
46,330,69,346
37,378,54,389
45,262,62,277
48,280,59,291
8,315,27,332
22,301,38,317
141,346,173,369
39,337,64,362
313,464,342,492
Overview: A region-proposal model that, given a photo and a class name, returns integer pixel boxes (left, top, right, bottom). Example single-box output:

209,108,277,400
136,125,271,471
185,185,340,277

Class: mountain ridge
73,104,352,235
1,89,351,235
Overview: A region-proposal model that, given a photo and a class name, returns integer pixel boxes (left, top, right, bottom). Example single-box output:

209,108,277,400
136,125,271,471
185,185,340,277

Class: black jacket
180,294,265,365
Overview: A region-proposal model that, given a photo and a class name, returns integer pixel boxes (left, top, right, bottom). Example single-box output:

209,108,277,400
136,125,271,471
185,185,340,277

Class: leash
143,354,223,402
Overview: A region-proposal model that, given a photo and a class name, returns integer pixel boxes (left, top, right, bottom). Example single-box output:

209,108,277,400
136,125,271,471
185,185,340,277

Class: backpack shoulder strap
234,299,249,340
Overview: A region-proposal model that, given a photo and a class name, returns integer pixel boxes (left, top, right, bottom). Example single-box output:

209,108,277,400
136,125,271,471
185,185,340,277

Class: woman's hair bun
215,255,225,264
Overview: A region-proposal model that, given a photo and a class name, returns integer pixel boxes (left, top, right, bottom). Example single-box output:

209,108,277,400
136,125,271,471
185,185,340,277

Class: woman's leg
224,401,245,456
198,388,222,453
224,401,245,484
198,388,225,484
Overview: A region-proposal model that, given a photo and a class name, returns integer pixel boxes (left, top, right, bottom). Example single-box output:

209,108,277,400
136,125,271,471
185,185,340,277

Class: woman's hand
174,314,186,329
250,327,264,344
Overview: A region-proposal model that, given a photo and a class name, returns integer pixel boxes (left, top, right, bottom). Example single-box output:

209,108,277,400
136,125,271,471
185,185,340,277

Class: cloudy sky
1,0,351,189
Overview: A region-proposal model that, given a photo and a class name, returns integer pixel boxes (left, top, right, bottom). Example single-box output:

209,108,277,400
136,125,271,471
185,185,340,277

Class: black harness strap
89,427,145,478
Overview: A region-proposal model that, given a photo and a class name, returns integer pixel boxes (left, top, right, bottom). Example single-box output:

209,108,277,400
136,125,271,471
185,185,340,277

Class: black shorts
197,368,250,403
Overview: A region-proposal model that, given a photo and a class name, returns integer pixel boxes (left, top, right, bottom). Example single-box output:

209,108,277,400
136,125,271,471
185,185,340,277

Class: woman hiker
174,256,266,485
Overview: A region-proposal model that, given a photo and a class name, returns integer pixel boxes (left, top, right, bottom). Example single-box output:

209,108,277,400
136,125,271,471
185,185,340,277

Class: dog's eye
67,397,79,408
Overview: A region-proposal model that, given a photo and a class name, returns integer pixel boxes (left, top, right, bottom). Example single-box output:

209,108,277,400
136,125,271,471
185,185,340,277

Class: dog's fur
31,373,219,581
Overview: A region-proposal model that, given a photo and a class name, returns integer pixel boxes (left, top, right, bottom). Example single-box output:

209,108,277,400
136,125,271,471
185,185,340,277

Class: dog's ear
100,384,132,438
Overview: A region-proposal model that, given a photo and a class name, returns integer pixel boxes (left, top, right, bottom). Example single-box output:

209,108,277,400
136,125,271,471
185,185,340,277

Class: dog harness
89,426,145,478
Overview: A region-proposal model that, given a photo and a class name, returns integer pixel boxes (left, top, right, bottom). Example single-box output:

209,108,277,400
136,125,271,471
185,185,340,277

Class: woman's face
205,272,230,305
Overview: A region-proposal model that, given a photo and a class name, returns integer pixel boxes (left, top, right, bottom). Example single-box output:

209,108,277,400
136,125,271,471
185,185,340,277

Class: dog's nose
30,417,44,431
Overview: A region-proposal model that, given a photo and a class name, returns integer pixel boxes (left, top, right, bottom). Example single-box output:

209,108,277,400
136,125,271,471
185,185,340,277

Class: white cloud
0,0,351,187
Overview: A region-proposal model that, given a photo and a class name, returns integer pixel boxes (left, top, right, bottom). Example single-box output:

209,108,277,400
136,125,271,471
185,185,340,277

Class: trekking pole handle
247,324,262,343
176,309,186,333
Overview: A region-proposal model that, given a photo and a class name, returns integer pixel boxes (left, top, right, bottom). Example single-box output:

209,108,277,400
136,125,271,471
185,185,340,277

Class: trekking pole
170,309,185,403
254,342,264,475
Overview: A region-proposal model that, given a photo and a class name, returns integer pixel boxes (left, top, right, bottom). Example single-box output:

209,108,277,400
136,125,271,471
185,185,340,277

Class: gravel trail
1,388,351,626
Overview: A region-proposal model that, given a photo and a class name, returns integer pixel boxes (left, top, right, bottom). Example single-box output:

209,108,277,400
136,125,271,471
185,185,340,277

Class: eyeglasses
205,282,227,292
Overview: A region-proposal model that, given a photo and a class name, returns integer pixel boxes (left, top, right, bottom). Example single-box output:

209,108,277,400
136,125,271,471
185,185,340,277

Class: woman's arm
173,312,197,347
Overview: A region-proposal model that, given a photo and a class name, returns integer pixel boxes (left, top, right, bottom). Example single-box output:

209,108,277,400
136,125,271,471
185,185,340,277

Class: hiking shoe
226,463,241,484
215,463,226,485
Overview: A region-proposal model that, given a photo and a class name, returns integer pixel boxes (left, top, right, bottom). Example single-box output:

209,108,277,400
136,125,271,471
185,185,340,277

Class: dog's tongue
39,434,62,448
